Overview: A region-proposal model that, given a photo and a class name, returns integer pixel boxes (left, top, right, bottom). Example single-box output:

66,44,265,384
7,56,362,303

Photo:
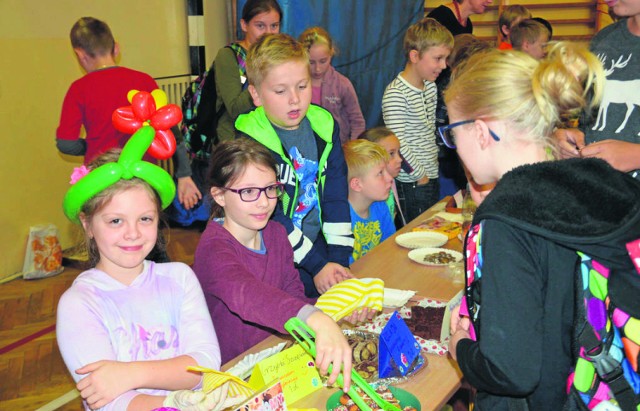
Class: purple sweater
194,220,314,363
318,66,366,144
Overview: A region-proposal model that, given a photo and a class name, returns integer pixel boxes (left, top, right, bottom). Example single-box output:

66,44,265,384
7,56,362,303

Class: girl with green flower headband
57,125,233,410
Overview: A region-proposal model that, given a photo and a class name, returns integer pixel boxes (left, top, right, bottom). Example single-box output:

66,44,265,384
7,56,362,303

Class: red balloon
112,107,143,134
131,91,156,121
150,104,183,130
148,128,177,160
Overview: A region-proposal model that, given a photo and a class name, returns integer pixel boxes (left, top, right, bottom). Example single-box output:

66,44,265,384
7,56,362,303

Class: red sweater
57,66,158,163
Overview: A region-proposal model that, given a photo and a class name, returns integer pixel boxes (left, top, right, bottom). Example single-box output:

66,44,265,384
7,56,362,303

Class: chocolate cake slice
405,306,446,340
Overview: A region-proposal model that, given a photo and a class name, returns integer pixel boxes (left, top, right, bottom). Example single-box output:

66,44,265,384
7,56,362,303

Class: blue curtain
236,0,424,128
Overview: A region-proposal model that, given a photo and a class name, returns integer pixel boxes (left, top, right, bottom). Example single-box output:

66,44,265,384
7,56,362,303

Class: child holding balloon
56,17,201,210
56,126,226,411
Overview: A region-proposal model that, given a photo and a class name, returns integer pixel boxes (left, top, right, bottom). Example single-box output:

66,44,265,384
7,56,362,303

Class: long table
222,200,464,411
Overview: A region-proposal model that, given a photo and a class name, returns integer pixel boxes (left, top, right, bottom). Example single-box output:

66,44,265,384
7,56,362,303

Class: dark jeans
396,178,441,223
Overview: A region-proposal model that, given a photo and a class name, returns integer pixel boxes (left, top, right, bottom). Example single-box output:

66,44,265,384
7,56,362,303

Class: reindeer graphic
592,54,640,136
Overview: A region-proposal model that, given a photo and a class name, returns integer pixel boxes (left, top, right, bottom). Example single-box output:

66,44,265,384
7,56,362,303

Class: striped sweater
382,74,439,182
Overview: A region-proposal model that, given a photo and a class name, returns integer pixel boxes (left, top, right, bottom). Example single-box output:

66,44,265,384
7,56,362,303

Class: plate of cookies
408,247,463,266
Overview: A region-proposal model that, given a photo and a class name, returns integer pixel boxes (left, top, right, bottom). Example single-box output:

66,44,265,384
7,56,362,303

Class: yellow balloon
151,89,168,109
127,89,139,103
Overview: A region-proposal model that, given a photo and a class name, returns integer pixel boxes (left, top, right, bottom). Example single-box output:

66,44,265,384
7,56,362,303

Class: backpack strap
573,253,640,410
228,43,248,90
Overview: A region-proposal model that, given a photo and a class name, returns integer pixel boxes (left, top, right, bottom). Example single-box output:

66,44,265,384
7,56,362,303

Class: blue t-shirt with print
350,200,396,264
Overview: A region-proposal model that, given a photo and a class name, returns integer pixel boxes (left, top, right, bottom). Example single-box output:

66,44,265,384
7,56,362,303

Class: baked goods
346,333,379,381
423,251,458,264
334,385,418,411
404,306,445,341
412,216,461,239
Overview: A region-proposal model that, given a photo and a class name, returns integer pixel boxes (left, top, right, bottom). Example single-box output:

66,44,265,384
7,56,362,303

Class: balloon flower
112,89,182,160
63,125,176,224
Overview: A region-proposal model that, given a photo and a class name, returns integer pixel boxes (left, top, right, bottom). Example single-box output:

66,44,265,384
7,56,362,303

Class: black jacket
457,158,640,411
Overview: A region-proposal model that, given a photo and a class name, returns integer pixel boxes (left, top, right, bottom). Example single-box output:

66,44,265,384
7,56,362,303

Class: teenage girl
214,0,282,143
194,138,362,391
57,141,222,410
445,43,640,409
299,26,365,144
358,126,405,227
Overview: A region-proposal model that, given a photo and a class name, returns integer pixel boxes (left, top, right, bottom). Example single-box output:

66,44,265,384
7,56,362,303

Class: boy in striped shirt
382,18,453,222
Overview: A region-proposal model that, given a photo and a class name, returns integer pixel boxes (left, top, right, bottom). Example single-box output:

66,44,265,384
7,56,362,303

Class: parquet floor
0,226,203,410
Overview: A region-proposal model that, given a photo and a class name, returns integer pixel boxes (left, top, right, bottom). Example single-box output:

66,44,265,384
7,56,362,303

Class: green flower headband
63,125,176,224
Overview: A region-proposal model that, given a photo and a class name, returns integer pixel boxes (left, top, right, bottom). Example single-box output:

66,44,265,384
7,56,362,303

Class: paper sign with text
248,344,322,404
378,311,421,378
235,381,287,411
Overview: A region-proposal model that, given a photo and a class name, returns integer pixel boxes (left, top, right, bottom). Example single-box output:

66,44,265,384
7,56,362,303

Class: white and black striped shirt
382,74,439,183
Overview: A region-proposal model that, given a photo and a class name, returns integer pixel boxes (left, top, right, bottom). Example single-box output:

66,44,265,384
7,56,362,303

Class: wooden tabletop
222,199,464,411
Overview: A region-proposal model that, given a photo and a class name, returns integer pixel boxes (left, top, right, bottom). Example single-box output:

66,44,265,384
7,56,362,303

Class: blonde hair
70,17,115,58
299,26,336,55
511,19,550,49
247,33,309,87
403,18,454,60
343,140,390,181
80,149,166,267
498,5,532,37
357,126,396,144
445,42,604,148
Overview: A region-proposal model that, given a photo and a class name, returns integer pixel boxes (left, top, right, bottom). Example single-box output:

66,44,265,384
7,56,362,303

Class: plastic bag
22,224,64,280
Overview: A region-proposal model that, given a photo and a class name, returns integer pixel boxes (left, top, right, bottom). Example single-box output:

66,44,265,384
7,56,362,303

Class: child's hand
448,316,470,361
314,263,353,294
177,176,203,210
306,311,353,392
449,304,462,335
553,127,585,159
76,360,135,409
342,307,378,325
579,139,640,173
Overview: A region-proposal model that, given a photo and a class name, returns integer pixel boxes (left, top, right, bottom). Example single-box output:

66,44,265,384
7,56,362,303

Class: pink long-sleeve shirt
56,261,220,410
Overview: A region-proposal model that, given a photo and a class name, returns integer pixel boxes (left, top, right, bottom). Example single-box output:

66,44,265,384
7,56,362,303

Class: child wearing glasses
444,43,640,409
235,33,354,299
193,138,357,391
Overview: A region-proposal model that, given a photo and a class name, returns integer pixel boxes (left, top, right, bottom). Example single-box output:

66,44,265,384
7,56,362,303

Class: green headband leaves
62,126,176,224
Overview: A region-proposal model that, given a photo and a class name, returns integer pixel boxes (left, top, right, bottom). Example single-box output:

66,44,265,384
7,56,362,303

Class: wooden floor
0,225,203,410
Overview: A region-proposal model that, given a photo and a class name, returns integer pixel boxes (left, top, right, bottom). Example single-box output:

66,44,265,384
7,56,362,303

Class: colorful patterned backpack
567,240,640,410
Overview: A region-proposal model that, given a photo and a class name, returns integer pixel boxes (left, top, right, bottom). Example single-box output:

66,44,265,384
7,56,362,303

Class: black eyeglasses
223,183,285,202
438,120,501,149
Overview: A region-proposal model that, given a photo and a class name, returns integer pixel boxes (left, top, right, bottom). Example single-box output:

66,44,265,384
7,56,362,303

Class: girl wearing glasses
446,43,640,409
193,138,356,391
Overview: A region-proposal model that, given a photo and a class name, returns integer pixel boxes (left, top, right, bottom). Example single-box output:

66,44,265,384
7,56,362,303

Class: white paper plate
226,342,286,380
408,247,463,266
383,288,417,308
395,231,448,249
